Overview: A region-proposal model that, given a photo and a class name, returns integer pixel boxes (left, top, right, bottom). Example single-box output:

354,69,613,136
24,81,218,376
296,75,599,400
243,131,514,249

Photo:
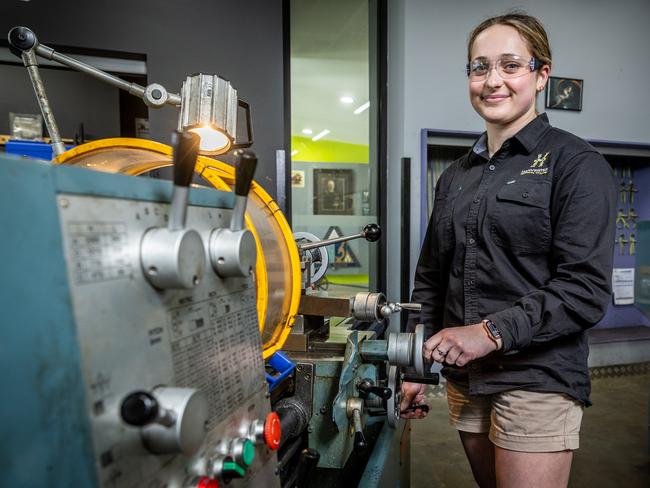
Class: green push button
241,439,255,467
223,461,246,478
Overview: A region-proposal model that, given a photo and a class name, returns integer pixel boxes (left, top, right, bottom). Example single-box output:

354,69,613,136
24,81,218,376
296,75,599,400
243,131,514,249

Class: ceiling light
340,96,354,104
312,129,330,141
291,149,299,156
301,128,313,135
354,101,370,115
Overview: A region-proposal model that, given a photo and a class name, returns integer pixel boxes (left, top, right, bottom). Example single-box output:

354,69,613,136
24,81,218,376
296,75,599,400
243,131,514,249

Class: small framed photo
291,170,305,188
546,77,583,111
313,168,354,215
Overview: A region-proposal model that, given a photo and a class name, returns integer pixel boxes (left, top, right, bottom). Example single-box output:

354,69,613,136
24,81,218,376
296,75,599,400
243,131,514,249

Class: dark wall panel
0,64,121,140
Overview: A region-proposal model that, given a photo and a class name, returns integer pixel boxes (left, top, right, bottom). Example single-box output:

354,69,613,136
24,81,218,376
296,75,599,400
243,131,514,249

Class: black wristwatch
482,319,503,349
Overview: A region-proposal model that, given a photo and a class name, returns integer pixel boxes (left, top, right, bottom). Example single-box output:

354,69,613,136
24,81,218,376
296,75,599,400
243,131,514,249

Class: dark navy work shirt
408,113,617,405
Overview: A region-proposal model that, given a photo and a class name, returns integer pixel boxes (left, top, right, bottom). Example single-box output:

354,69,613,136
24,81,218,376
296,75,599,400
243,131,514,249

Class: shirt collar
470,113,551,163
513,113,551,154
472,132,489,158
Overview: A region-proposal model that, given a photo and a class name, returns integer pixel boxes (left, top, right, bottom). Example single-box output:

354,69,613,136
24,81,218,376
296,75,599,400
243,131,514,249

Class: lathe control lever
357,378,392,400
346,397,368,452
120,390,175,427
209,149,258,277
298,223,382,252
140,131,206,289
119,386,209,456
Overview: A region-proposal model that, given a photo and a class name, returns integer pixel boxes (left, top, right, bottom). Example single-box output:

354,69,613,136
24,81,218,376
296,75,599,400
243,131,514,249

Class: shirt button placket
464,161,497,324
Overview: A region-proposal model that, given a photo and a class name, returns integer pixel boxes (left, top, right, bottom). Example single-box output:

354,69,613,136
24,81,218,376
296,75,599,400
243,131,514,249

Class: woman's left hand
423,323,498,367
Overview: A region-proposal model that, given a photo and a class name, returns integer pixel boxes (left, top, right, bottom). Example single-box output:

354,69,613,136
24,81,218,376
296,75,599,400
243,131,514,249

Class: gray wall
387,0,650,315
0,63,121,140
0,0,285,197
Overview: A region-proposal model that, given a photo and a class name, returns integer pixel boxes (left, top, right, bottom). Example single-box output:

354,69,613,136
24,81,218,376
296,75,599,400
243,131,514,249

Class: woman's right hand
400,381,428,419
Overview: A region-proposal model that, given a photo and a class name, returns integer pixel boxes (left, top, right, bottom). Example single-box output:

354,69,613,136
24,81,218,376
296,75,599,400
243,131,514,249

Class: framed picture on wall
291,170,305,188
313,168,354,215
545,77,583,111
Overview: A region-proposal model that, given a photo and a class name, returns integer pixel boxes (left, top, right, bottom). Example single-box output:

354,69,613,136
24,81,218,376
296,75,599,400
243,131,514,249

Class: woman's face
468,24,548,127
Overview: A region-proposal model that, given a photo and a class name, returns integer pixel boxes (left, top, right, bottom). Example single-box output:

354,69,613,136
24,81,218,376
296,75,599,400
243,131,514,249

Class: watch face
485,320,502,339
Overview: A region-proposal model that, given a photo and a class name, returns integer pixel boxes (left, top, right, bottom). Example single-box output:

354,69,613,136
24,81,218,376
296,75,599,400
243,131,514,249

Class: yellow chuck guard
55,138,301,359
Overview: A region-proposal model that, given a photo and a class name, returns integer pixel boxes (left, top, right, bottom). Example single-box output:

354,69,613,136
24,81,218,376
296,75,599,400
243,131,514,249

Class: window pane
290,0,377,297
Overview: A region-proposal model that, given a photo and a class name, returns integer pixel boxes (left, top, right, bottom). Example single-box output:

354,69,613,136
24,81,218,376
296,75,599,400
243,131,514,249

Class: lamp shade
178,74,238,155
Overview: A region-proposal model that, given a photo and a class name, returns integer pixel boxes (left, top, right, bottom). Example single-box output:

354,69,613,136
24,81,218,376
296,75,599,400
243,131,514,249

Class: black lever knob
120,391,159,426
349,403,368,452
354,429,368,451
294,448,320,488
233,149,258,196
172,131,200,188
8,26,38,53
357,378,392,400
362,223,381,242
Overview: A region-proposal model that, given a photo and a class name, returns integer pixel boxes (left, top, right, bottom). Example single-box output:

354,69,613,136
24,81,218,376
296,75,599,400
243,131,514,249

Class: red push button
264,412,281,450
197,476,219,488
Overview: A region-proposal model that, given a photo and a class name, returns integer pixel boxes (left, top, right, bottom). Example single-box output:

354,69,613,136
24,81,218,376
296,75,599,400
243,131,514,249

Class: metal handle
395,302,422,312
352,408,367,451
8,27,66,157
299,223,382,251
8,26,181,107
232,99,254,149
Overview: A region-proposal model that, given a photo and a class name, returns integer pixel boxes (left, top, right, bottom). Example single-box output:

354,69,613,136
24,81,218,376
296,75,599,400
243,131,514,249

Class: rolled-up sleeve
488,151,617,353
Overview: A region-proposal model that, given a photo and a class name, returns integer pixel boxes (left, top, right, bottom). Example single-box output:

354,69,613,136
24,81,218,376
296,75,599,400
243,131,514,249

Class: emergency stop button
196,476,218,488
264,412,281,450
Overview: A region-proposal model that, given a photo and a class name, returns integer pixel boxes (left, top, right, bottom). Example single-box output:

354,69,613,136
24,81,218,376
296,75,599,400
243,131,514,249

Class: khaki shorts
446,380,583,452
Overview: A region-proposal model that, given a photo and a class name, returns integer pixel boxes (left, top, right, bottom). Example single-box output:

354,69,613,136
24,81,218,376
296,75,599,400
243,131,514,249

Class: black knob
120,391,159,426
171,131,200,188
233,149,258,197
354,430,368,451
362,223,381,242
401,403,430,415
8,26,38,53
357,378,392,400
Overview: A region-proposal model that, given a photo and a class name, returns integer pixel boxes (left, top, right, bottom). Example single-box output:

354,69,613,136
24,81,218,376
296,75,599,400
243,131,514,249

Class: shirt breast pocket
490,180,551,254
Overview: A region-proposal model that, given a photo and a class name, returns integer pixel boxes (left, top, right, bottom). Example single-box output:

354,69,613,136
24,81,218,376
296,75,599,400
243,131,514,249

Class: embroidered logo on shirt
521,152,550,175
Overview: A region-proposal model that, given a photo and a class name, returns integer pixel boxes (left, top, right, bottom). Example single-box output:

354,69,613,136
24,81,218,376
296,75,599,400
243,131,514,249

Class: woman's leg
495,449,572,488
458,431,496,488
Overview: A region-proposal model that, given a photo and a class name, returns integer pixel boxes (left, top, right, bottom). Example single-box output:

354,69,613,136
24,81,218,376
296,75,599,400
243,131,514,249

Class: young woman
401,12,617,488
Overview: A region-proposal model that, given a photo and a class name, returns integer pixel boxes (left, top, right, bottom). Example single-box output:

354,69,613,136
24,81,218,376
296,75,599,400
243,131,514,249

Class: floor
410,369,650,487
